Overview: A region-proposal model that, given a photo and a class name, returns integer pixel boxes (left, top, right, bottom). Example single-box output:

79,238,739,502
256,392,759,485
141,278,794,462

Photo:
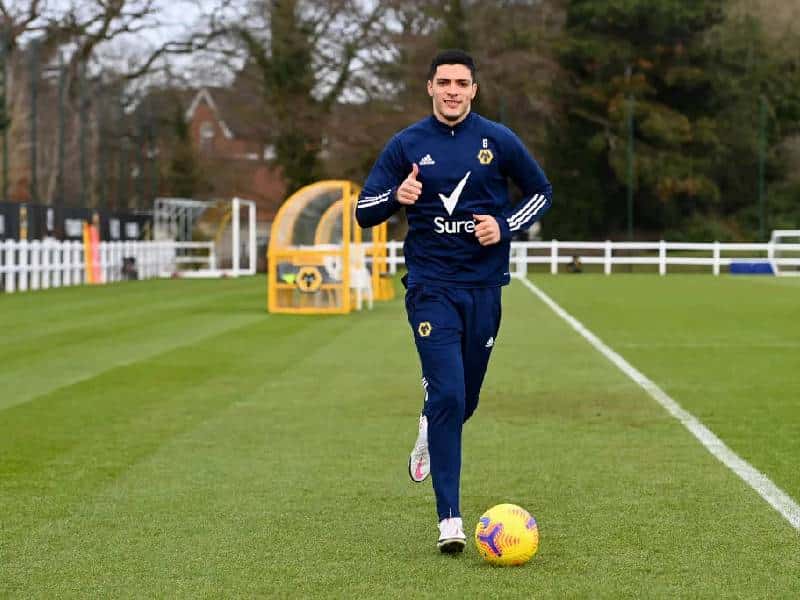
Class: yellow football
475,503,539,566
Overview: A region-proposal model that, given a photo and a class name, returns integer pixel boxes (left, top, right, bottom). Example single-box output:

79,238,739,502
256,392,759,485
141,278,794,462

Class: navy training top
356,112,552,288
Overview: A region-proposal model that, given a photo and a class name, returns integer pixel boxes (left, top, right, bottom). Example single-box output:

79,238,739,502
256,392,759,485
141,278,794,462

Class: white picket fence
4,238,800,295
0,239,216,293
385,240,800,277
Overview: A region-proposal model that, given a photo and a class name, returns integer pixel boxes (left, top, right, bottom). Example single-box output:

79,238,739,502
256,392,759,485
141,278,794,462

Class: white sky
25,1,378,96
85,0,240,88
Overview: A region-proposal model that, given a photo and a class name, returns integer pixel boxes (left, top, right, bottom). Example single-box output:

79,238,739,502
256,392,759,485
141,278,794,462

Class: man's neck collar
430,110,475,132
433,108,472,127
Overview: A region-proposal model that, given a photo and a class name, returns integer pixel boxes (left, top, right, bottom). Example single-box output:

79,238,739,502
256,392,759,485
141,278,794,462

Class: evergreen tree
437,0,471,51
703,14,800,239
166,103,200,199
550,0,727,238
549,0,800,240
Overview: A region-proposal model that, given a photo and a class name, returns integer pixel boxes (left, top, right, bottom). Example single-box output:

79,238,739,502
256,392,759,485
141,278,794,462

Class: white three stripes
358,189,392,209
509,194,547,231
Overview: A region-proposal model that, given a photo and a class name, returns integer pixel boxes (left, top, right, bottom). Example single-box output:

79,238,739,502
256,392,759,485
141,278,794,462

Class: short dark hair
427,49,476,82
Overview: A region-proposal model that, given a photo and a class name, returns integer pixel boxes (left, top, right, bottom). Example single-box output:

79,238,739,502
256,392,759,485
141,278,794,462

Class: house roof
185,88,234,138
185,64,270,141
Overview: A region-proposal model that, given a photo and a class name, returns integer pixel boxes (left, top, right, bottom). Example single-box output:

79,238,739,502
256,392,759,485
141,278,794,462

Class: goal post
230,197,258,277
152,197,257,278
770,230,800,277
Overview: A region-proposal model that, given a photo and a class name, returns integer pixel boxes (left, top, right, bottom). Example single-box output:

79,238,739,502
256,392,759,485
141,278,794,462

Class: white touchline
518,276,800,531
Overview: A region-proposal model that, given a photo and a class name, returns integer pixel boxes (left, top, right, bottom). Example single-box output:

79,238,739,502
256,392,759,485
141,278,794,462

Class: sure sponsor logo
434,216,475,234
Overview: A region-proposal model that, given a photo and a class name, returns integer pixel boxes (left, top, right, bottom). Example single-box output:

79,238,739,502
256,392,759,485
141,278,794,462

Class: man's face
427,63,477,125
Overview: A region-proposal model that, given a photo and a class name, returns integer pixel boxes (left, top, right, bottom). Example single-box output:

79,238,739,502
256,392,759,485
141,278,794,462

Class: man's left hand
473,214,501,246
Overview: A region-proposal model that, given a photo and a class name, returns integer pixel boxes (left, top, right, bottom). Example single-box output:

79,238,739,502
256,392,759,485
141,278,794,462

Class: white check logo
438,171,471,216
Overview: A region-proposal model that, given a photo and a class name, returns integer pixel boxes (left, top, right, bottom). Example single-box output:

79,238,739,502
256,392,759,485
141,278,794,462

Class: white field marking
518,276,800,531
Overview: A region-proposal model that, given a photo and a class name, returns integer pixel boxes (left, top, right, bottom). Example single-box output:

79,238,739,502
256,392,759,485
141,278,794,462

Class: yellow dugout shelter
267,180,394,314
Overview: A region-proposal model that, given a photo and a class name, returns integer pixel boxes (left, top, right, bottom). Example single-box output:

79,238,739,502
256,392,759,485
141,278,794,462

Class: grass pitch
1,276,799,598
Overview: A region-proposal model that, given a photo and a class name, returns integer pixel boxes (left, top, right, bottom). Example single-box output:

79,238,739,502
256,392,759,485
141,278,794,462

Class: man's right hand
396,163,422,205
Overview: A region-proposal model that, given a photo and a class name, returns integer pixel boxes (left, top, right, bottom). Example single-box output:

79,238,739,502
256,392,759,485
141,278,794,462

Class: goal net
770,230,800,277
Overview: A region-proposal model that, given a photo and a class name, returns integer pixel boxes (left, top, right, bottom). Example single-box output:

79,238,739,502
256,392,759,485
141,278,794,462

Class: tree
437,0,470,51
549,0,731,239
705,10,800,238
548,0,800,240
207,0,388,192
0,0,219,207
165,102,202,199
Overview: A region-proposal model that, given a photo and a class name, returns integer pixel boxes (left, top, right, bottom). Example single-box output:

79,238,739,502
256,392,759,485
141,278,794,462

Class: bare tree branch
119,29,230,82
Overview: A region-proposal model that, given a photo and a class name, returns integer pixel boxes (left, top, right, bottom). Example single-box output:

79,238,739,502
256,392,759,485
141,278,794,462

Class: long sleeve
356,136,406,228
496,130,553,242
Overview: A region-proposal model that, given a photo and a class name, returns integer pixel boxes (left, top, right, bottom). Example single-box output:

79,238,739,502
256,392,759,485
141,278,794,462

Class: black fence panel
0,203,20,240
0,203,152,241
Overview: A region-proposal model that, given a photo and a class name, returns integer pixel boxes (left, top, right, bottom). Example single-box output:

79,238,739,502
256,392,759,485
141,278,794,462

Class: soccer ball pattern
475,503,539,566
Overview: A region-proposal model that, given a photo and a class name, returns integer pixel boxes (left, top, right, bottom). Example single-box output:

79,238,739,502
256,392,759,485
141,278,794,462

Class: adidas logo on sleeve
419,154,436,166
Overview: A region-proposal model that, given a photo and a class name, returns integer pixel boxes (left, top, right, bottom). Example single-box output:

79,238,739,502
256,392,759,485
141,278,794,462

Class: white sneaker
408,414,430,483
437,517,466,554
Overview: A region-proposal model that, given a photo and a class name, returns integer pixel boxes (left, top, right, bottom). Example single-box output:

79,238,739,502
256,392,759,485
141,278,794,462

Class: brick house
183,85,286,222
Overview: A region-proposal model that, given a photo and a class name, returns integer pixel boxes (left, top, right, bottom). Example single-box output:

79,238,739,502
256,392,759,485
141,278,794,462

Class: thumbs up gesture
397,163,422,205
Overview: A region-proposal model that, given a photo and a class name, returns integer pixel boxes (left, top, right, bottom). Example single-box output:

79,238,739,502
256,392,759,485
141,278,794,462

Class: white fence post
713,241,720,276
62,242,72,287
113,241,122,281
515,243,527,278
120,241,127,281
41,239,52,289
67,241,73,286
73,241,83,285
4,240,14,293
550,240,559,275
389,242,397,275
208,241,217,272
146,242,153,279
249,201,257,275
61,241,69,286
137,242,145,280
604,240,612,275
767,239,775,273
145,242,151,279
18,240,29,291
30,240,41,290
107,242,114,282
141,242,148,280
66,241,73,286
52,240,62,288
103,242,111,283
659,240,666,276
232,197,241,277
146,242,153,280
151,241,159,278
122,241,130,279
131,242,139,279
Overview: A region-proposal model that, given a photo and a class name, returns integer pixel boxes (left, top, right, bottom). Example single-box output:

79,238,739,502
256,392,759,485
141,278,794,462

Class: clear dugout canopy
267,180,391,314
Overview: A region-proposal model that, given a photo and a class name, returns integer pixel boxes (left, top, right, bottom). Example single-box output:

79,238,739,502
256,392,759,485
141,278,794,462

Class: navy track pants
404,283,502,521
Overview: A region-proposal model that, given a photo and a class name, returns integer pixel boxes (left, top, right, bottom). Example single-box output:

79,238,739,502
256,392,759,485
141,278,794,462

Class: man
356,49,552,554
